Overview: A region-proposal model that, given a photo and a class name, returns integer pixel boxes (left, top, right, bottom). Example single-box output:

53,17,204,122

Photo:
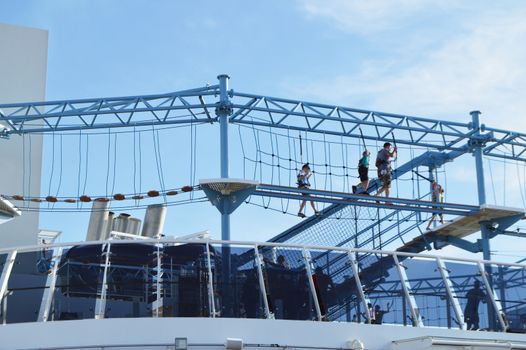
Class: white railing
0,238,524,332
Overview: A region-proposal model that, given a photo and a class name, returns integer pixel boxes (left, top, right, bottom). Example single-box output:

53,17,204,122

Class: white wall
0,23,48,247
0,317,526,350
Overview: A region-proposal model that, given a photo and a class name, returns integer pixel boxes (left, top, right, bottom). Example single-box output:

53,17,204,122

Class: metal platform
398,204,525,254
254,184,479,216
427,205,525,238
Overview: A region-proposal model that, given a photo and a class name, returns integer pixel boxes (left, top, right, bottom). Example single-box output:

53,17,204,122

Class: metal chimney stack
142,204,167,238
100,211,114,240
113,213,131,233
86,201,110,241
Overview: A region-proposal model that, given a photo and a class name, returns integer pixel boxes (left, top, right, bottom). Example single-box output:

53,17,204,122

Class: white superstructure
0,22,47,248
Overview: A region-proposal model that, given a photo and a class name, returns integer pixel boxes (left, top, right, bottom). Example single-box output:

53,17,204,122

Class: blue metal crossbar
229,92,487,151
2,78,526,161
0,85,219,135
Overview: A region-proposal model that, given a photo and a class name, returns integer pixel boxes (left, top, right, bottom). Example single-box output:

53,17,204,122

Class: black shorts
431,206,443,217
298,185,311,197
358,166,368,181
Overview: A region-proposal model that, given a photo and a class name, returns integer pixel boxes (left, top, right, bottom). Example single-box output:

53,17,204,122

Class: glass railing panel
50,244,106,321
211,244,266,319
258,246,317,320
0,253,6,270
356,252,410,325
104,243,156,318
160,243,211,317
3,250,48,323
445,260,499,331
403,256,456,328
486,263,526,333
308,249,363,322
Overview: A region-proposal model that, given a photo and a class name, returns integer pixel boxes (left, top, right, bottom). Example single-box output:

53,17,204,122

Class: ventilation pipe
100,211,114,240
142,204,167,238
86,201,109,241
128,217,142,235
113,213,131,233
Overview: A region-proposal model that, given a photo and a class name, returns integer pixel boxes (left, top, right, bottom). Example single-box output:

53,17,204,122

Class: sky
1,0,526,262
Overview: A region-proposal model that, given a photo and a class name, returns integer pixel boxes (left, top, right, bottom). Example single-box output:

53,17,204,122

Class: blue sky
1,0,526,261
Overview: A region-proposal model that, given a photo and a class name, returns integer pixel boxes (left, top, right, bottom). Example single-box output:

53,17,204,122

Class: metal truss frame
0,85,219,135
1,77,525,161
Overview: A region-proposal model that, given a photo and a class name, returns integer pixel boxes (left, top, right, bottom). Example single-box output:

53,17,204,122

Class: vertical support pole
477,261,507,331
302,248,323,321
348,250,372,324
205,242,216,318
95,243,111,319
153,243,163,317
471,111,486,206
254,245,271,319
217,74,233,317
393,254,423,327
0,250,17,324
436,257,465,330
471,111,490,258
471,110,495,329
38,247,63,322
217,74,232,241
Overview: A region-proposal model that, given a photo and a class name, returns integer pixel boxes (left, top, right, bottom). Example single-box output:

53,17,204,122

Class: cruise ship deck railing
0,239,525,332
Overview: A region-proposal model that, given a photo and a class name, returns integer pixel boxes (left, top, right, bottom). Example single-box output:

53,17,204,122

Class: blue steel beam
483,127,526,161
0,86,219,135
1,77,525,161
229,92,526,162
229,91,482,151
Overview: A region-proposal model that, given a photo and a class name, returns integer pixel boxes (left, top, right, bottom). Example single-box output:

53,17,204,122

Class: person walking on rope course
357,149,371,194
375,142,397,198
297,163,319,218
426,180,445,230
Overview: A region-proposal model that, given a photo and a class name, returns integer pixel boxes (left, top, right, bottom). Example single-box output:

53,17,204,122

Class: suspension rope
516,160,526,208
105,129,111,197
47,132,56,198
81,133,89,207
76,130,82,208
111,132,118,197
55,134,63,198
133,125,138,198
487,158,497,205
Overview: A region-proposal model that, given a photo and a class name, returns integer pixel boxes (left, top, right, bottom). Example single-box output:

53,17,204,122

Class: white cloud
288,5,526,129
300,0,462,35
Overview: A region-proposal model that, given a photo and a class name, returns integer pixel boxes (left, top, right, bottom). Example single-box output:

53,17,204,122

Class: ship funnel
100,211,114,240
113,213,131,233
142,204,167,238
86,200,109,241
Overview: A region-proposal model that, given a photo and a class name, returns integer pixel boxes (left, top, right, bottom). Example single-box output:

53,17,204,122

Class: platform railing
0,239,525,332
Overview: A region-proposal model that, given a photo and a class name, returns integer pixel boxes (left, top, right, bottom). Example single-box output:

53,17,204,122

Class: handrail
1,238,525,269
0,238,524,332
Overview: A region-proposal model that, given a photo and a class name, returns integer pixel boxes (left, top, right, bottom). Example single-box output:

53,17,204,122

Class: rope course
2,77,526,260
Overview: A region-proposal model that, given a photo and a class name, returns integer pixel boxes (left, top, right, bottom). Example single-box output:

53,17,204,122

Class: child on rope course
375,142,397,198
426,180,445,230
297,163,319,218
357,149,371,194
